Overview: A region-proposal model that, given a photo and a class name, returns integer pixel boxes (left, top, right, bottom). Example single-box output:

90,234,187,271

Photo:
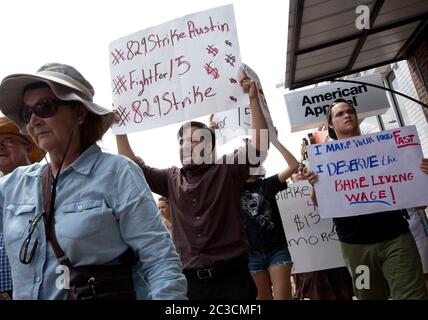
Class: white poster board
277,181,345,273
307,126,428,218
284,74,389,132
109,5,245,134
212,105,251,145
211,63,278,145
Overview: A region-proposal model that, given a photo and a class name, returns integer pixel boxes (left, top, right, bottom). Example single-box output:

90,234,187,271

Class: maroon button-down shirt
135,144,264,270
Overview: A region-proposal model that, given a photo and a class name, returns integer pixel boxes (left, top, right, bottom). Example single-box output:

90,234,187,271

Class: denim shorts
248,247,293,275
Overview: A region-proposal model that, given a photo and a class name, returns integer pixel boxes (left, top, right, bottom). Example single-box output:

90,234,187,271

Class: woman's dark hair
177,121,216,150
80,108,104,149
23,82,50,93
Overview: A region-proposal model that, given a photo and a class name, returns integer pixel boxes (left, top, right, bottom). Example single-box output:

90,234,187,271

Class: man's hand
238,69,268,153
208,114,218,130
240,75,257,99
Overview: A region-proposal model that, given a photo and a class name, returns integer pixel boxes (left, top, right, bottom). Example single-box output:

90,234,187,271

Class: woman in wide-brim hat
0,63,187,300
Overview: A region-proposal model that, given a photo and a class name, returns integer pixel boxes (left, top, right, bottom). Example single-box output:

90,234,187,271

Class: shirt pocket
3,203,38,246
57,199,104,240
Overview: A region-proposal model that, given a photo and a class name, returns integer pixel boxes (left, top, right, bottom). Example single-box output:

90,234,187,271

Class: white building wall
393,61,428,156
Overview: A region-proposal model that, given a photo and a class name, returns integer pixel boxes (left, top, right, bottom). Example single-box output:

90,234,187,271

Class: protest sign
109,5,245,134
307,125,428,218
212,105,251,144
211,64,277,145
242,64,279,146
277,181,345,273
284,74,389,132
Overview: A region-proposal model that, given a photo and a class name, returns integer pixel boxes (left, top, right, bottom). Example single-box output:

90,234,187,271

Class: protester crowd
0,62,427,301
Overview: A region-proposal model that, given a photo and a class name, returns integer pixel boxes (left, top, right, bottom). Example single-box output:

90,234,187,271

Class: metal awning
285,0,428,89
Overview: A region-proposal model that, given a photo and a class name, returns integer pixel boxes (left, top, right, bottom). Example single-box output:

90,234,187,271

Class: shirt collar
67,144,101,176
20,145,101,178
180,163,212,176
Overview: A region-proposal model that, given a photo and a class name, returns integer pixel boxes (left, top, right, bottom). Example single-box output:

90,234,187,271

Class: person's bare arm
276,140,300,183
208,114,218,129
300,166,319,206
116,134,171,197
116,134,137,162
311,189,318,207
240,75,268,152
421,158,428,174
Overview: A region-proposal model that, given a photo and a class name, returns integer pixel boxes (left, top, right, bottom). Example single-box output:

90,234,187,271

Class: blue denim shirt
0,144,187,300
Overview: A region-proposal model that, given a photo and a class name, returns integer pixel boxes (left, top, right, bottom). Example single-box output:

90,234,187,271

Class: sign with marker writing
277,181,345,273
242,64,279,146
307,126,428,218
284,74,389,132
109,5,245,134
211,64,277,145
212,106,251,145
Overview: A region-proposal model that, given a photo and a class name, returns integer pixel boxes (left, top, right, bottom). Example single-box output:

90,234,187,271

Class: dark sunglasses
21,98,67,124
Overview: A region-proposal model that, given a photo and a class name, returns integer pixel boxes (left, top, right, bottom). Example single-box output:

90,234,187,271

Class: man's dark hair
177,121,216,150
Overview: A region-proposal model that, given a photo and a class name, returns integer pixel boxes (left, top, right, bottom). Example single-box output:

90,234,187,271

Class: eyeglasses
0,137,29,148
19,211,44,264
21,98,66,124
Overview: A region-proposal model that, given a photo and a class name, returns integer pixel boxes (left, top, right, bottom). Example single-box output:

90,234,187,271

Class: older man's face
0,133,31,175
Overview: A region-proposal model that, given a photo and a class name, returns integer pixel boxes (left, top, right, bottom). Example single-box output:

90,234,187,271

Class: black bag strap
42,166,71,266
41,166,136,267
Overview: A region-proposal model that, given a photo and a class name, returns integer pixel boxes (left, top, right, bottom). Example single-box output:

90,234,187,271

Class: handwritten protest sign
109,5,245,134
307,126,428,218
212,106,251,144
242,64,279,146
277,181,345,273
211,64,277,145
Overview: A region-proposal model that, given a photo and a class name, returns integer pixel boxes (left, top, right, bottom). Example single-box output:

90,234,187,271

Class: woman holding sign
302,98,428,300
240,135,299,300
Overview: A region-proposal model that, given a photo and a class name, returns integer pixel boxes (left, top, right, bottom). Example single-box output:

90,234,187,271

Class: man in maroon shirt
116,74,268,299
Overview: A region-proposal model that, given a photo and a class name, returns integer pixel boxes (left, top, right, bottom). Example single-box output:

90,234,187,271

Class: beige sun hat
0,116,45,163
0,63,114,135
